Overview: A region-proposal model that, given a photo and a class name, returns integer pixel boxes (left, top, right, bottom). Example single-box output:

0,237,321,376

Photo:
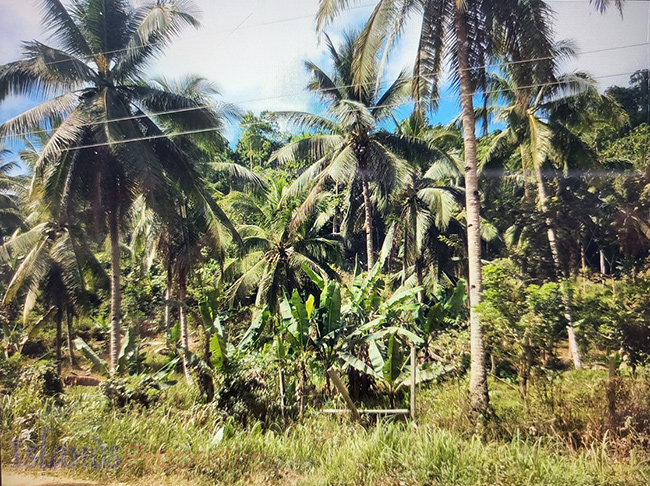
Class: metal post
327,368,361,422
410,346,416,420
279,369,285,420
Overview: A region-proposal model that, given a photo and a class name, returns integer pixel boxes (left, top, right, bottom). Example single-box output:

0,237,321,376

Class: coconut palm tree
484,66,627,368
272,32,439,271
0,0,238,371
376,114,464,300
317,0,627,417
222,179,344,314
0,151,26,243
0,212,108,374
317,0,565,415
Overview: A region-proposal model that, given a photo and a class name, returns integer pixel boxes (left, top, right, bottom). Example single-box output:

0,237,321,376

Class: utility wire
46,69,639,154
1,40,645,143
14,0,649,70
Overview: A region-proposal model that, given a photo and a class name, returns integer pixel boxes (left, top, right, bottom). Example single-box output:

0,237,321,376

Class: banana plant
414,280,468,355
239,306,270,350
343,261,384,326
198,292,229,370
340,331,419,408
277,288,314,421
303,265,345,372
74,327,138,376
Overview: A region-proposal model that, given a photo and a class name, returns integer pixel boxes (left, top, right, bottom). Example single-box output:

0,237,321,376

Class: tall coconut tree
272,32,439,271
318,0,567,414
378,114,464,300
0,150,26,242
318,0,626,418
0,0,237,371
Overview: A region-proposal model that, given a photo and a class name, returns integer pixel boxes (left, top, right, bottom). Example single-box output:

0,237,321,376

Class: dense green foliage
0,0,649,484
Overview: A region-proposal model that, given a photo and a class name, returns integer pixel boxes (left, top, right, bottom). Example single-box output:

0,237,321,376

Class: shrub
100,376,162,408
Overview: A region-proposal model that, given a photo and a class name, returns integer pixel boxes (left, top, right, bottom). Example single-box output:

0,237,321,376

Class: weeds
2,368,649,485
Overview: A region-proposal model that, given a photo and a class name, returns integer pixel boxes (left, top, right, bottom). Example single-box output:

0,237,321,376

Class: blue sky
0,0,648,156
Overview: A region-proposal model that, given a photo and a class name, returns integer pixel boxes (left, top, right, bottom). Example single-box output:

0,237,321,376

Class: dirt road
2,472,103,486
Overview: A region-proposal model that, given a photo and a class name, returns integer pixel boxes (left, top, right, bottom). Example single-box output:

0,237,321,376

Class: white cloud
554,1,648,89
0,0,647,127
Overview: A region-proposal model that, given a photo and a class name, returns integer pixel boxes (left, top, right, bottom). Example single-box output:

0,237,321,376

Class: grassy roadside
2,369,649,486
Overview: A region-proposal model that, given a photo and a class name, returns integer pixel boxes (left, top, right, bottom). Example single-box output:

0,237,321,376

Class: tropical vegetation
1,0,649,485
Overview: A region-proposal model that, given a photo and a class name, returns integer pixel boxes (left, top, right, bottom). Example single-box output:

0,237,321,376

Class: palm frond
417,187,458,231
39,0,93,57
0,92,80,141
589,0,624,15
0,42,95,100
211,163,266,191
412,0,447,109
352,0,396,99
271,134,343,168
275,111,340,133
372,69,411,120
316,0,362,32
112,0,201,81
4,235,51,304
306,61,343,103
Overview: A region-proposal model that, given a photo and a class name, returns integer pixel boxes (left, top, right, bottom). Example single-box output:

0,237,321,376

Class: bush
0,353,22,393
100,376,162,408
213,353,282,426
18,364,63,399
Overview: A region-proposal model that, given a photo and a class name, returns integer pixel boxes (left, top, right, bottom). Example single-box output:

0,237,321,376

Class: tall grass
2,369,649,485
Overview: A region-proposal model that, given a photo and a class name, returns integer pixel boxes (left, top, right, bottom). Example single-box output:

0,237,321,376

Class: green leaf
167,321,180,344
290,289,310,350
73,337,109,376
153,357,180,382
302,263,325,290
368,340,385,374
210,333,227,370
339,351,382,381
198,298,214,329
275,336,286,360
305,294,315,319
383,333,405,385
239,306,269,350
321,281,341,335
117,327,138,374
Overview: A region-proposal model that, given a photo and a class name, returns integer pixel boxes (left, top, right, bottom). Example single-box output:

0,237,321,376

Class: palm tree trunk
362,177,375,270
534,166,582,369
178,268,193,384
403,220,409,284
66,308,77,368
521,146,532,202
109,208,122,372
55,307,63,375
454,7,489,415
333,184,340,234
165,261,173,329
415,258,425,304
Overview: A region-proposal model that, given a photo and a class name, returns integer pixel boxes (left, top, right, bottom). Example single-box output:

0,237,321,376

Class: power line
1,40,645,143
16,0,649,71
46,69,640,154
1,68,640,143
